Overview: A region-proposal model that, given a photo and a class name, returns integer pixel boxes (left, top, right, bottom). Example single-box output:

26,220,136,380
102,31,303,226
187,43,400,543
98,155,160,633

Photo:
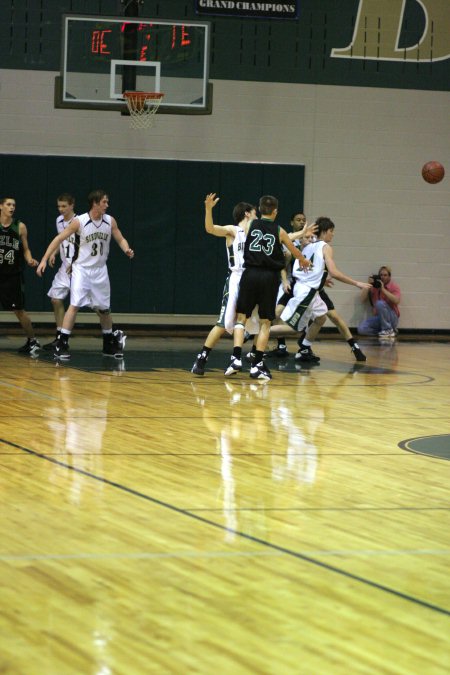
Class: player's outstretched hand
357,281,372,290
205,193,220,209
36,260,46,277
299,257,312,271
304,222,318,237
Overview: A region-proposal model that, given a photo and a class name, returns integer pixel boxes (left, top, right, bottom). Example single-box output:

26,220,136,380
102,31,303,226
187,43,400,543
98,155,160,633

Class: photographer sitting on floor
357,266,401,338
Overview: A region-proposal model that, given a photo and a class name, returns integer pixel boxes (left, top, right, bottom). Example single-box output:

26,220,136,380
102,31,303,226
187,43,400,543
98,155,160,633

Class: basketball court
0,2,449,673
0,335,449,673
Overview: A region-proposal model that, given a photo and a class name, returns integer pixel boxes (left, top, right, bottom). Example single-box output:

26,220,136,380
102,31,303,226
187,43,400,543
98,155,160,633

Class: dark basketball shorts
277,285,295,308
236,266,280,321
319,289,335,311
0,273,25,311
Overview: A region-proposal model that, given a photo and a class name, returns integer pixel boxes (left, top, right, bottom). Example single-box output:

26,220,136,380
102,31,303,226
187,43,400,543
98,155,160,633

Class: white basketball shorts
47,265,71,300
70,264,110,310
280,283,327,332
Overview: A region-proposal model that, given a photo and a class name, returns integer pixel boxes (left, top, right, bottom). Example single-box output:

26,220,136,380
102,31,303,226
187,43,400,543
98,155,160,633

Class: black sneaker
295,347,320,363
266,345,289,358
18,338,40,355
113,329,127,351
224,356,242,377
245,349,256,362
250,361,272,381
191,354,207,376
351,343,367,362
103,339,124,359
54,341,70,360
43,337,60,351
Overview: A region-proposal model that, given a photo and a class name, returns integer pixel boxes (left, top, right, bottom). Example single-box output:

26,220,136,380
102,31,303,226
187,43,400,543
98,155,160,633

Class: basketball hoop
123,91,164,129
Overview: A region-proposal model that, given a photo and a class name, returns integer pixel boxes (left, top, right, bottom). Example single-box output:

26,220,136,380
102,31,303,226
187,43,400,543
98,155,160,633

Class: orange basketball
422,161,445,184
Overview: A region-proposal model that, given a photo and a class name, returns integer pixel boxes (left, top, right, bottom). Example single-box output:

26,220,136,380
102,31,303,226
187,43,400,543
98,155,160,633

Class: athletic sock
296,331,306,347
277,338,286,347
233,346,242,359
253,350,264,365
347,337,356,348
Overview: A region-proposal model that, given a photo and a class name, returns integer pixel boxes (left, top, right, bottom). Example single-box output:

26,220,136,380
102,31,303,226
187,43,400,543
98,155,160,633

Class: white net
123,92,164,130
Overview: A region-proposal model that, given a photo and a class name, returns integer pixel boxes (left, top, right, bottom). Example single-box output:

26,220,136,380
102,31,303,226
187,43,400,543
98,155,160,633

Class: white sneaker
378,330,395,338
224,356,242,377
249,361,272,381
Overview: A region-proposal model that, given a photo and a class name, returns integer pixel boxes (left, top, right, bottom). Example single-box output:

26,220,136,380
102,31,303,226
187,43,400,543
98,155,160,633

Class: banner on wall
195,1,298,19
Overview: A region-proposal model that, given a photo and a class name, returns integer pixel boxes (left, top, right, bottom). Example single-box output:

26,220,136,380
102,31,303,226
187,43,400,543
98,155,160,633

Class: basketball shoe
295,346,321,363
224,356,242,377
113,329,127,351
18,338,40,355
249,361,272,381
191,354,207,376
351,343,367,362
266,344,289,358
102,332,124,358
54,341,70,360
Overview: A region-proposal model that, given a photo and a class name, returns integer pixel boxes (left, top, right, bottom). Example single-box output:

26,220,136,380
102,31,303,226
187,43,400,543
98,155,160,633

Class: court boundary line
1,436,449,618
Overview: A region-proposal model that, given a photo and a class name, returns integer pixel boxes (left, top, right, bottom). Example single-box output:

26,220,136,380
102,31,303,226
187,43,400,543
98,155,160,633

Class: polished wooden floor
0,335,449,674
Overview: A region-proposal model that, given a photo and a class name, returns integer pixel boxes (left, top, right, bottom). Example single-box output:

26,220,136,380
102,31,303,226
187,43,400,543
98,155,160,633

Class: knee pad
234,322,246,331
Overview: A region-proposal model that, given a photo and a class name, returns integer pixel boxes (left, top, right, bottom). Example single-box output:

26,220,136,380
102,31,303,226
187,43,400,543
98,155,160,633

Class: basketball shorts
277,279,295,308
0,273,25,311
47,265,71,300
216,271,260,335
216,271,242,334
280,283,327,332
70,264,110,310
319,289,335,311
236,267,280,321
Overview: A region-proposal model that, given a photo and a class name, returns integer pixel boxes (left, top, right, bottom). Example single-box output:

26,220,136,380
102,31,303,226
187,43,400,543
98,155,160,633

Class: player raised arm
111,218,134,258
204,193,237,238
36,219,80,277
323,245,371,289
287,222,318,241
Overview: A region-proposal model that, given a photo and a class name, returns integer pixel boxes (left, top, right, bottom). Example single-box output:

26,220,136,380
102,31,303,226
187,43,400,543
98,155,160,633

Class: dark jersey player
225,194,311,381
0,197,40,354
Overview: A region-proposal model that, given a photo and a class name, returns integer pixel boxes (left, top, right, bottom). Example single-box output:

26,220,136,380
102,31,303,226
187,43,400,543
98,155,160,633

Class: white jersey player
191,193,258,377
42,194,77,350
271,216,371,361
37,189,134,360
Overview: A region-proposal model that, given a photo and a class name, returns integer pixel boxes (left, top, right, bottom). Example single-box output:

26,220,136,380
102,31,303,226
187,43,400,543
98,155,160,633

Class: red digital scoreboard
90,23,192,61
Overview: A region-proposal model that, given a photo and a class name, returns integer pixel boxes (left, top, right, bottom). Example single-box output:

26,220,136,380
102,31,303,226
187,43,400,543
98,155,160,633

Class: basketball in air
421,161,445,184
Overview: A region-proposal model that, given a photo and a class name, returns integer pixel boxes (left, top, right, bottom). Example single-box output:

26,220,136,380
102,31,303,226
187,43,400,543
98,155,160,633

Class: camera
371,274,382,289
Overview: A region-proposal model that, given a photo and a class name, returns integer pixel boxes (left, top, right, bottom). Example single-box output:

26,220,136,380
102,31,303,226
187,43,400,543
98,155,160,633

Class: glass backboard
56,15,211,113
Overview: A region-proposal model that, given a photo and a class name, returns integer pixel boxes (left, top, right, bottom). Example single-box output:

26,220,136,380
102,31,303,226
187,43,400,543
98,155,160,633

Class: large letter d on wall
331,0,449,62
